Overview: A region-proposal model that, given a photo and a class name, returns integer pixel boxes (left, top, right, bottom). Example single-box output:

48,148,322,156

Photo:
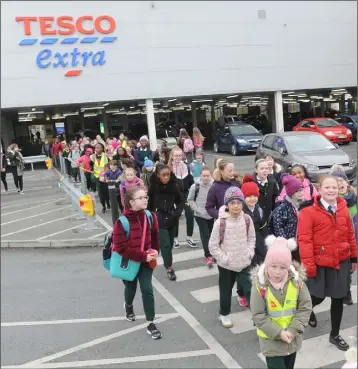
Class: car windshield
350,116,358,123
157,130,168,139
316,119,340,128
285,134,336,153
229,125,259,135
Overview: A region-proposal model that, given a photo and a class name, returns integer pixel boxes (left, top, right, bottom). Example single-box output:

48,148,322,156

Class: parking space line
1,313,179,327
36,224,87,240
2,201,60,216
87,231,108,239
2,350,213,368
1,214,77,238
1,199,64,210
1,206,72,226
20,314,179,367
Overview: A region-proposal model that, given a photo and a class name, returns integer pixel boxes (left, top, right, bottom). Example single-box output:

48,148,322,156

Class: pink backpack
183,138,194,153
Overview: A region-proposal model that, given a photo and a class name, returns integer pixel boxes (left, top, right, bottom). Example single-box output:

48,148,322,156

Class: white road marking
87,231,108,239
1,198,64,210
157,249,205,266
1,200,61,216
1,214,76,238
175,265,219,281
230,285,357,334
1,206,72,226
20,314,179,367
191,285,237,304
36,224,87,240
94,213,242,368
1,313,179,327
258,326,357,369
1,350,213,369
152,277,242,368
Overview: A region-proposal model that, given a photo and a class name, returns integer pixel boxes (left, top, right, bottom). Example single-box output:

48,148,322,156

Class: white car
157,128,178,149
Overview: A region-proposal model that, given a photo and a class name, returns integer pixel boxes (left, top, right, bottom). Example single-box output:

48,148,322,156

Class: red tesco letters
15,15,116,35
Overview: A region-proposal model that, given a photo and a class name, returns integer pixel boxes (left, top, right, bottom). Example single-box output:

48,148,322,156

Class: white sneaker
187,238,197,248
220,315,233,328
19,191,24,195
173,239,180,249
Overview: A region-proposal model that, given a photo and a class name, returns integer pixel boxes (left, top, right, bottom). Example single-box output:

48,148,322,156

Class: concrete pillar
101,111,109,137
146,99,157,150
191,103,197,127
273,91,284,133
78,109,85,130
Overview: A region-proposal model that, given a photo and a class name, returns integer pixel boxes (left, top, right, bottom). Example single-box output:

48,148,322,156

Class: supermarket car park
1,2,357,369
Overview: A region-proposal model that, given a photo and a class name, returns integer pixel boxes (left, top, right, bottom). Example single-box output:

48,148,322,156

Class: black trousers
8,166,23,191
96,179,110,209
311,295,343,337
1,171,8,191
266,352,296,369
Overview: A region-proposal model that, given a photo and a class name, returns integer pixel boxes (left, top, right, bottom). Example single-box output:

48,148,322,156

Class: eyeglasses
133,196,149,201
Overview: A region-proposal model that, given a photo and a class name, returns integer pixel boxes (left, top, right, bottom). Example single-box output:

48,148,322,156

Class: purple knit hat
224,186,244,205
281,174,303,197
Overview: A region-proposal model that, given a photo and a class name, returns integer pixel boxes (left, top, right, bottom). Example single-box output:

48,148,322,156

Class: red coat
51,142,63,156
112,209,159,263
298,196,357,278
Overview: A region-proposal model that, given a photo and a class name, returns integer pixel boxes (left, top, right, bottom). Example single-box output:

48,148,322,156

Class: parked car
255,132,357,183
156,128,178,149
334,114,358,141
292,117,352,144
213,123,263,156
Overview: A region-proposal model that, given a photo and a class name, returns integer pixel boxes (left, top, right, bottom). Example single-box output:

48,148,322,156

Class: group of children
107,144,357,369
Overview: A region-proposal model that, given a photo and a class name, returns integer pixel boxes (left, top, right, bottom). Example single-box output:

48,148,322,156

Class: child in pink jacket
119,167,146,209
276,164,318,203
75,147,93,191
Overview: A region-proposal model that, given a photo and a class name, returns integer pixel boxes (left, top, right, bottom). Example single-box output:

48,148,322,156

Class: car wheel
213,142,220,153
231,144,238,156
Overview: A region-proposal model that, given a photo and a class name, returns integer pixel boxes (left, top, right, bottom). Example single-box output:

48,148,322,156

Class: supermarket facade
1,1,357,149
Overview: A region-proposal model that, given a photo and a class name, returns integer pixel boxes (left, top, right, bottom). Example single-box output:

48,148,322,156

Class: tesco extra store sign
16,15,117,77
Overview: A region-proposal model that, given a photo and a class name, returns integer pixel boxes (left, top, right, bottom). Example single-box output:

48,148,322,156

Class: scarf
172,162,189,179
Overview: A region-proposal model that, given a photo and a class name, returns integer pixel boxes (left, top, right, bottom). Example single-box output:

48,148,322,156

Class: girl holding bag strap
112,187,162,340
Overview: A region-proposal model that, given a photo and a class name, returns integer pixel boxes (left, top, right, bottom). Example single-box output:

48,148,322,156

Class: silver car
255,131,357,183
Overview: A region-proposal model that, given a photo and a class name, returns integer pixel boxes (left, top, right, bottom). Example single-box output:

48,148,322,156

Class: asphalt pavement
0,169,107,247
1,145,357,368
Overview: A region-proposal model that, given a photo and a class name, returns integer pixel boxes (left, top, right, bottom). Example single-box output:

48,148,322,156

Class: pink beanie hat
112,141,120,149
281,174,303,197
264,235,297,269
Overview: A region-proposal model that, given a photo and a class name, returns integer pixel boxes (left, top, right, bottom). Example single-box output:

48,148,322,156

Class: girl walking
91,143,110,213
330,171,358,306
120,167,146,210
241,174,269,266
251,236,312,369
168,147,196,249
276,164,318,203
148,164,185,281
6,144,25,194
254,159,279,223
112,187,162,339
187,167,214,267
298,175,357,351
192,127,205,152
1,148,8,193
209,187,256,328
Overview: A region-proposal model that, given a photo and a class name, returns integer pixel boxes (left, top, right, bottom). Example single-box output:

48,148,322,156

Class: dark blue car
213,123,263,155
335,115,358,141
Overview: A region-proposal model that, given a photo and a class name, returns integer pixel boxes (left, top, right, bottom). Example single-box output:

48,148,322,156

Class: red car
292,117,352,144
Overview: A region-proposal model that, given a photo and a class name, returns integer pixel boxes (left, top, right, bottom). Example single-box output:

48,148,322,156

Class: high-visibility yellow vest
92,154,108,179
256,280,298,339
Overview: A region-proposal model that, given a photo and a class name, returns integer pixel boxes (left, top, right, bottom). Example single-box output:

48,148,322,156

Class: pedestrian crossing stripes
258,326,357,369
157,248,357,368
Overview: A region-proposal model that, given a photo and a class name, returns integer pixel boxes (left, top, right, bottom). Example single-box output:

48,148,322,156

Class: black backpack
268,203,289,235
194,183,200,201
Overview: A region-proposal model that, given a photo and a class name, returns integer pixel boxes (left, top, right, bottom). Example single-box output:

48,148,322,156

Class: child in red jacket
119,167,146,209
112,187,161,339
298,174,357,351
